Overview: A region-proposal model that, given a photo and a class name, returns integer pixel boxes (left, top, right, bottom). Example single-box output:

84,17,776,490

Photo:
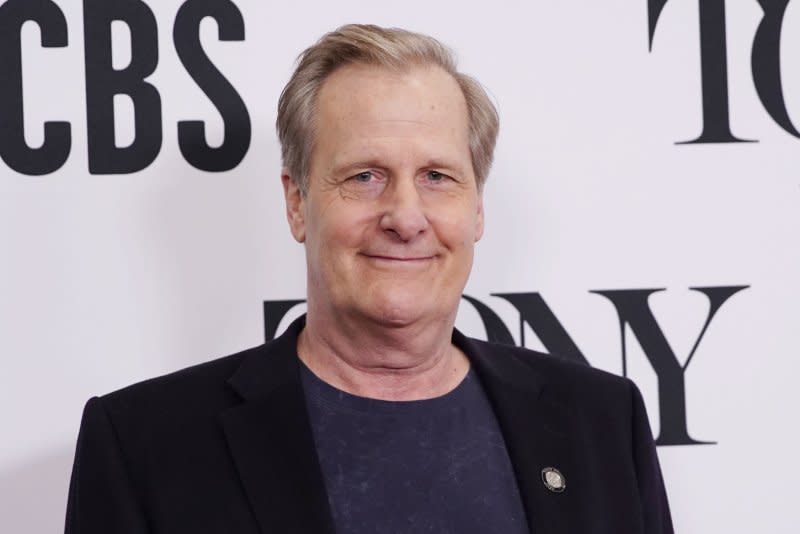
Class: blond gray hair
276,24,499,193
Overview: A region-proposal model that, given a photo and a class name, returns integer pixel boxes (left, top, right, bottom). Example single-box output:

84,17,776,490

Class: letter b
83,0,162,174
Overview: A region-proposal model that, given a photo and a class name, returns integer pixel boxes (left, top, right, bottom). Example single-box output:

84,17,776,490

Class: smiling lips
361,254,436,263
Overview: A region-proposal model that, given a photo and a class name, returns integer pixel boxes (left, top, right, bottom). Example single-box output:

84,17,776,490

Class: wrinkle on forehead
317,63,468,130
320,66,466,139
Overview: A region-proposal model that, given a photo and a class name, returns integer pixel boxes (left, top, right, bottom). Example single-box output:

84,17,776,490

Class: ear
282,170,306,243
474,192,484,242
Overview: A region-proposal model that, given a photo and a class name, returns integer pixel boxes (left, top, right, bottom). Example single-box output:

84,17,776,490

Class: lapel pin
541,467,566,493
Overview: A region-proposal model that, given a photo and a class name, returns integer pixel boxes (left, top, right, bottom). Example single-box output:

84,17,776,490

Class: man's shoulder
466,336,635,403
96,343,267,419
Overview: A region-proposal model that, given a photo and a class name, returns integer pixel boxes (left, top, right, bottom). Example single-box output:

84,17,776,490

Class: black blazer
65,316,673,533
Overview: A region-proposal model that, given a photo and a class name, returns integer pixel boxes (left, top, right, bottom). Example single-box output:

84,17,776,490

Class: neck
298,309,470,401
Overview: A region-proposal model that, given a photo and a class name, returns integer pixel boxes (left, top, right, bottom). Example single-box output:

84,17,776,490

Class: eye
424,170,455,184
354,171,374,183
341,170,386,199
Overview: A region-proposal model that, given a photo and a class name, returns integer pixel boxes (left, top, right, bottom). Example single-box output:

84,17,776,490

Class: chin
361,292,433,328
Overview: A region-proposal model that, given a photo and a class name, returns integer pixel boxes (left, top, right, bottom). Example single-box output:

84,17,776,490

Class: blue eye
355,171,373,182
427,170,445,181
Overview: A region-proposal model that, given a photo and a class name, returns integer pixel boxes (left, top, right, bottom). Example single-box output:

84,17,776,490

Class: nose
379,178,429,241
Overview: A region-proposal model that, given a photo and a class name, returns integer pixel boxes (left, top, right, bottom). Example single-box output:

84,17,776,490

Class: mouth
361,254,436,263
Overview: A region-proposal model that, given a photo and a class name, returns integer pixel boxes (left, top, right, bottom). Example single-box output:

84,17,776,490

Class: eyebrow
423,159,466,175
331,158,466,177
331,160,385,176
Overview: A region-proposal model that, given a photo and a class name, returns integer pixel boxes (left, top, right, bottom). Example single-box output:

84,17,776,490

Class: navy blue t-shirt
300,362,530,534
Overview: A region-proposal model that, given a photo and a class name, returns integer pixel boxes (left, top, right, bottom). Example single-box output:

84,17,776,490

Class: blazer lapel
220,318,335,534
456,332,579,534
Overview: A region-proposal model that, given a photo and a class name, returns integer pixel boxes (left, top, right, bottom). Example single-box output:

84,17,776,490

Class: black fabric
300,363,529,534
65,315,674,533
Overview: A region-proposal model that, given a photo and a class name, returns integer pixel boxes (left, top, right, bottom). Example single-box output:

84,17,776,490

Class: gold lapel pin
541,467,566,493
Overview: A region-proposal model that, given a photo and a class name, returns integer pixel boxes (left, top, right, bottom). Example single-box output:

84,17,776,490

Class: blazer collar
223,316,577,534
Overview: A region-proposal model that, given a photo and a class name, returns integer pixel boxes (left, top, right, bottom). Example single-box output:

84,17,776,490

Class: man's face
283,63,484,328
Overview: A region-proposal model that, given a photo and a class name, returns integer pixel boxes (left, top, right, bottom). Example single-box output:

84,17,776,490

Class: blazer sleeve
629,381,675,534
65,396,150,534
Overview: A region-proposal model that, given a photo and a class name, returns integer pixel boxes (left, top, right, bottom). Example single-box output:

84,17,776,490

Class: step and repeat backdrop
1,0,798,532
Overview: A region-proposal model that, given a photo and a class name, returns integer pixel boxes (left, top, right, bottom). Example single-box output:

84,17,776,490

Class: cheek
430,206,481,248
309,203,377,259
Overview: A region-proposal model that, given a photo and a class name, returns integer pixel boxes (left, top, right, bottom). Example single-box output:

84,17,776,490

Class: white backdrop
1,0,798,532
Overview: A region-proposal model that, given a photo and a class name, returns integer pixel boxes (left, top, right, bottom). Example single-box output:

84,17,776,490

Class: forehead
317,62,467,117
312,63,470,166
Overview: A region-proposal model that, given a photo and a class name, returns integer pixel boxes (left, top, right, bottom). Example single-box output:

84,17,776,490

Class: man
66,24,673,533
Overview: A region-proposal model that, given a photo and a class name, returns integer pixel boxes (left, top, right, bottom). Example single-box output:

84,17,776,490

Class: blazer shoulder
96,343,268,419
466,336,636,402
